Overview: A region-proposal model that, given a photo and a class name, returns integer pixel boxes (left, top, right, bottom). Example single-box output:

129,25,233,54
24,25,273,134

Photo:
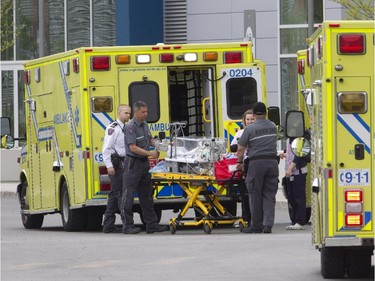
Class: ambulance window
92,97,113,112
129,82,160,122
226,77,257,119
337,92,367,114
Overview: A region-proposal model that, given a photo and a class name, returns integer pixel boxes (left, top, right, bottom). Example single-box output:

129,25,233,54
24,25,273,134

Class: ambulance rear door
216,64,264,144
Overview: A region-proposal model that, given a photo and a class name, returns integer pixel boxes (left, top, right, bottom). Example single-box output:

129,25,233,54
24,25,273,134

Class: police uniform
238,110,278,233
102,119,126,232
122,117,160,233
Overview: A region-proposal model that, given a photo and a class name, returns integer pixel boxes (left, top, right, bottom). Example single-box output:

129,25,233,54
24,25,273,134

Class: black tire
347,249,373,279
85,207,104,231
19,181,44,229
60,182,85,231
320,247,345,279
21,213,44,229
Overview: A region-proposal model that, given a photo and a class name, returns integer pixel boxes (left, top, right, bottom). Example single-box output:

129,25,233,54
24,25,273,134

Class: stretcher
151,172,247,234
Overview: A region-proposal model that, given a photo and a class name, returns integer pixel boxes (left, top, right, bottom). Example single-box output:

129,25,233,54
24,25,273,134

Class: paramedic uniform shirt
102,120,126,169
124,118,151,157
237,118,278,232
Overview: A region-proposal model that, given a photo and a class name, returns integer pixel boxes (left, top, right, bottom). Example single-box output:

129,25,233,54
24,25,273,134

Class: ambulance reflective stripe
58,61,81,148
92,112,113,130
337,113,370,154
37,127,53,141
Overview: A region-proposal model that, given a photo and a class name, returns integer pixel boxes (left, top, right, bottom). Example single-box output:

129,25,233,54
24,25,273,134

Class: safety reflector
345,214,363,227
160,53,174,63
327,168,333,178
116,55,130,64
345,189,363,202
224,52,242,64
297,60,305,75
73,58,79,73
91,56,110,70
24,70,30,85
338,34,365,54
35,67,41,83
204,52,218,61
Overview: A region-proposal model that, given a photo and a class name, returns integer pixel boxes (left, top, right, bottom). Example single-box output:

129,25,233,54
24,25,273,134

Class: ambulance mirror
267,106,280,126
291,137,310,157
285,110,305,138
1,135,14,149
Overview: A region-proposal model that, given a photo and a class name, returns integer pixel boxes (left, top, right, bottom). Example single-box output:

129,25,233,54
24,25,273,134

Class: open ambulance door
216,64,263,146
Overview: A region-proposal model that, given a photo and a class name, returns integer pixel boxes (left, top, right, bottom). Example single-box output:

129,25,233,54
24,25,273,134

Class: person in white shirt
102,104,131,233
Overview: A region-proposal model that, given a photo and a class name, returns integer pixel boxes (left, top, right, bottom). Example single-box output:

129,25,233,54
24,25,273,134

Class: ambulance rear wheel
346,248,373,279
60,182,85,231
320,246,345,279
19,181,44,229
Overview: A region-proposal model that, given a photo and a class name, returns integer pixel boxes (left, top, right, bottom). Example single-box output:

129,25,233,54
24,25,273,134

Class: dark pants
103,166,124,229
239,180,251,223
121,156,158,227
286,173,307,225
246,159,279,231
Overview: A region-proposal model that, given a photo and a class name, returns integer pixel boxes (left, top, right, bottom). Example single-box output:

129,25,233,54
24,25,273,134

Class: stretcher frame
151,172,247,234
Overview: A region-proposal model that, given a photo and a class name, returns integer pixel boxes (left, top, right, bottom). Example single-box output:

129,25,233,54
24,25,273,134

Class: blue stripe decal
337,114,370,154
353,113,370,132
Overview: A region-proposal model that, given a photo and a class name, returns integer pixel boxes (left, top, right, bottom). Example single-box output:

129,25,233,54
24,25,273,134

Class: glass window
1,0,15,60
280,0,323,25
91,97,113,113
18,70,26,143
129,82,160,123
16,0,38,60
93,0,116,46
2,71,14,134
67,0,90,50
47,0,65,55
280,58,298,124
226,77,257,119
280,28,308,54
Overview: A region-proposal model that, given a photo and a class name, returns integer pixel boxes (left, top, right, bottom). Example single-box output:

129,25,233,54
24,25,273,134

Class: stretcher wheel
203,223,212,234
169,224,176,235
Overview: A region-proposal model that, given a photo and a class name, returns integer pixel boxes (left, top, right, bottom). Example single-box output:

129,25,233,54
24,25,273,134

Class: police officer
121,101,169,234
102,104,131,233
237,102,278,234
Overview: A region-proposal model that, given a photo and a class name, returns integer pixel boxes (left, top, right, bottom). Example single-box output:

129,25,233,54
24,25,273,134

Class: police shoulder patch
108,128,115,135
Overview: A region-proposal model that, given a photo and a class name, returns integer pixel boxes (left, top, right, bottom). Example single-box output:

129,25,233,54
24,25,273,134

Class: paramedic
102,104,131,233
236,102,278,234
230,109,255,225
122,101,169,234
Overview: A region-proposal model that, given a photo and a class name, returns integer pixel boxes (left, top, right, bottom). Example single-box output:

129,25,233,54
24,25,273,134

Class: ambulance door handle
202,97,211,123
355,144,365,160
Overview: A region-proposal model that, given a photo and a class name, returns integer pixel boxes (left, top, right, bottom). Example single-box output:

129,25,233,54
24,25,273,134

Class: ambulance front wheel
19,181,44,229
60,181,85,231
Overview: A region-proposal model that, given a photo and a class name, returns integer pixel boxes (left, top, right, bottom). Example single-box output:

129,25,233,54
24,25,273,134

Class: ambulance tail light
73,58,79,73
297,59,305,75
91,56,110,70
338,34,365,54
99,166,111,191
224,52,242,64
345,189,363,227
160,53,174,63
24,70,30,85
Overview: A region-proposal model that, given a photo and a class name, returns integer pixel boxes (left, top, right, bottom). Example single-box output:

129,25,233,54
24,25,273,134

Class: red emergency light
338,34,365,54
345,214,363,227
345,190,363,202
224,52,242,64
91,56,110,70
73,58,79,73
297,59,305,75
160,53,174,63
24,70,30,85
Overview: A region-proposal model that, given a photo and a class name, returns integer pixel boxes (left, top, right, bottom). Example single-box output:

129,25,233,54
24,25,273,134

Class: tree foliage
1,0,25,52
331,0,374,20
